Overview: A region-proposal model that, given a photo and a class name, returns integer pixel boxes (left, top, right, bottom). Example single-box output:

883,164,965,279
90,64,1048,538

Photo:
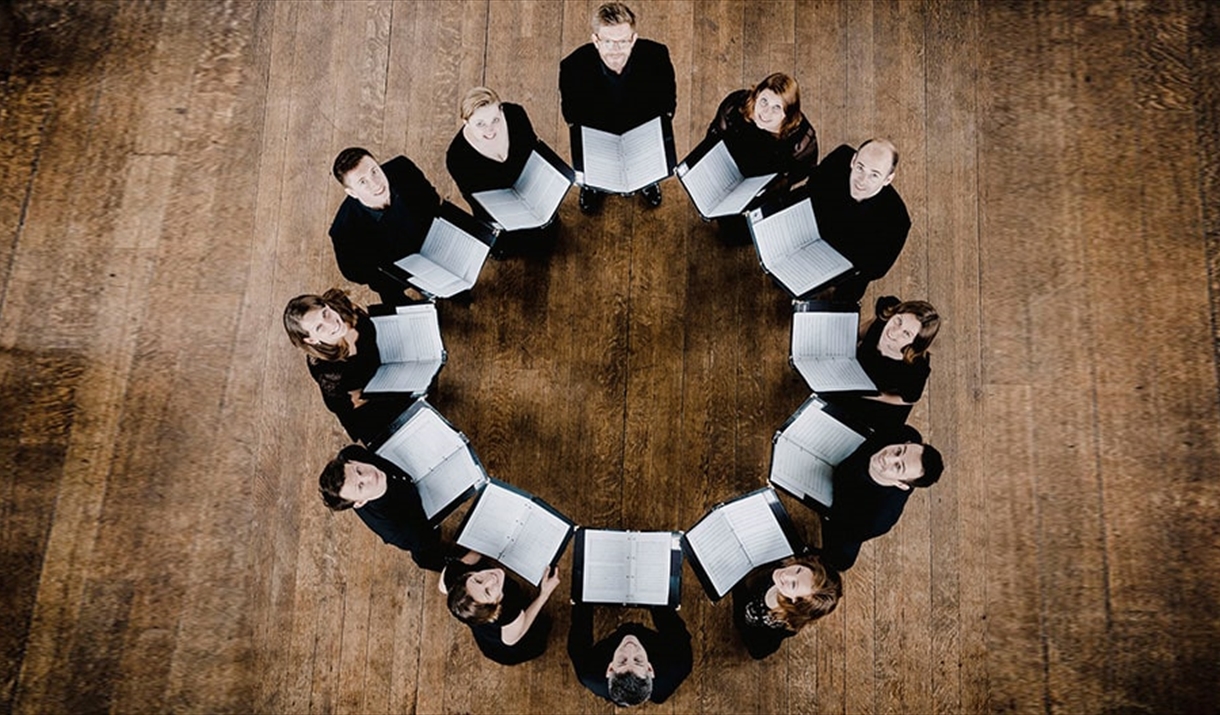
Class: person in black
567,602,692,706
820,425,945,572
442,551,561,666
559,2,676,212
807,138,911,303
328,147,440,305
317,445,449,572
283,289,414,443
826,296,940,430
731,553,841,660
446,86,543,257
706,72,818,191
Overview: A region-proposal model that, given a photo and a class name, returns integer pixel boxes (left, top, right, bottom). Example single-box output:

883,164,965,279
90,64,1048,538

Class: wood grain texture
2,1,1219,714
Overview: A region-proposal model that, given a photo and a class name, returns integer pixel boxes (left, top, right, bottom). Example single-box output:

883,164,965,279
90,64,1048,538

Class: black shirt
445,103,537,222
448,559,552,666
328,156,440,301
706,89,819,183
808,144,910,282
559,39,676,134
306,312,414,443
567,603,692,704
340,445,445,572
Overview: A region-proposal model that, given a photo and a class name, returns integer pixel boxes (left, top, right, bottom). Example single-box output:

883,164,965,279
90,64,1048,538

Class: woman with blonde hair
282,289,413,443
446,86,546,257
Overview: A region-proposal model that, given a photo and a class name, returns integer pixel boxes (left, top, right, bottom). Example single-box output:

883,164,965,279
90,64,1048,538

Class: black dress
706,89,819,185
731,567,798,660
445,102,537,221
305,312,414,443
449,560,552,666
826,296,931,429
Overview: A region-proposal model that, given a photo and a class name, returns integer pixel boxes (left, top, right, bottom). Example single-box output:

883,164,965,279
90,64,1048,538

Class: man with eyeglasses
559,2,676,214
567,600,692,707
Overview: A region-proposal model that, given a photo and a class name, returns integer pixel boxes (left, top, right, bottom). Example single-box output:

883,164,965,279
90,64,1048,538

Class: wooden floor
3,0,1219,713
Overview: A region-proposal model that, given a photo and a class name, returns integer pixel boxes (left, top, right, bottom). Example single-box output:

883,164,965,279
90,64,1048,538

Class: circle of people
281,3,945,708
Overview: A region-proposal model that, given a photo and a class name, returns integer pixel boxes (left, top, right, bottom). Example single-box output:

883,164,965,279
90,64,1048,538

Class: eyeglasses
595,34,635,49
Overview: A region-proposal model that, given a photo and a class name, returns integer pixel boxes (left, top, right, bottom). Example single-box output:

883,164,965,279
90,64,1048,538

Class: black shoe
641,183,662,208
579,187,604,215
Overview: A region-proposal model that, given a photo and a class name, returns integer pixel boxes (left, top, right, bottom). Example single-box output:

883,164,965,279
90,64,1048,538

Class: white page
793,356,876,392
580,530,675,606
780,403,868,465
720,494,793,569
363,359,443,394
513,151,570,223
752,200,820,265
682,141,778,218
375,407,464,477
681,141,742,215
580,125,628,192
620,117,668,192
395,254,467,297
793,312,857,360
712,173,775,216
684,511,750,597
420,219,490,286
471,151,570,231
457,484,569,586
770,435,837,506
471,187,534,230
413,446,486,520
767,242,853,297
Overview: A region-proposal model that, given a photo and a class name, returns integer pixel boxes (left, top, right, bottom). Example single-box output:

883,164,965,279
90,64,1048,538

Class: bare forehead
856,143,895,173
596,22,634,39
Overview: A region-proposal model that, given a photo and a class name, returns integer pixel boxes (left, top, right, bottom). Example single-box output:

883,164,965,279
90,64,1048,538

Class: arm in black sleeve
647,606,692,702
785,116,819,185
567,602,610,699
653,43,676,118
308,360,363,441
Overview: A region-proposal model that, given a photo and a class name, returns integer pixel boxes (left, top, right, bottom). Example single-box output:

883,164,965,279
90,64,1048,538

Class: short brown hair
447,571,503,625
318,445,373,511
283,288,365,362
592,2,635,32
332,147,374,185
744,73,804,139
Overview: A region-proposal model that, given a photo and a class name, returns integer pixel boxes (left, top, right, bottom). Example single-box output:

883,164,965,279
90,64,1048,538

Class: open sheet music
749,199,853,297
677,139,777,218
790,309,876,392
362,304,446,395
373,401,487,523
572,529,682,607
577,116,672,194
769,397,868,508
471,145,574,231
390,202,494,298
456,480,575,586
682,488,797,600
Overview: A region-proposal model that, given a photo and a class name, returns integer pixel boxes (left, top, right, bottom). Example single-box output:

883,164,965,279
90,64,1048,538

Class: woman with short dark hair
442,551,562,665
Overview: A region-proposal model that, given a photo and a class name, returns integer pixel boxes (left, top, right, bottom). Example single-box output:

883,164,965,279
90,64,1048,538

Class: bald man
807,139,911,303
